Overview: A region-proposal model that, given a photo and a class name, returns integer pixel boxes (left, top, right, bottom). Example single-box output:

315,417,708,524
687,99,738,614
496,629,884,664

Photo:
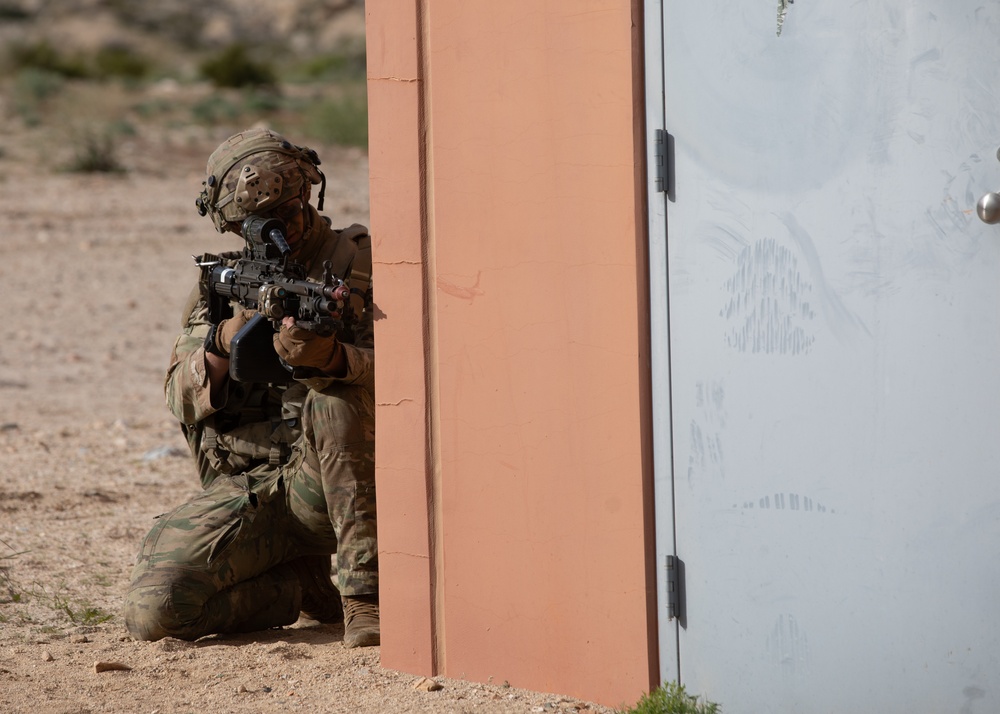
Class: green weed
66,129,126,174
108,118,138,137
1,538,25,604
10,67,64,125
190,95,241,125
93,44,151,81
304,91,368,148
285,45,366,83
618,682,721,714
90,573,113,588
242,88,284,114
46,589,112,625
11,578,114,626
66,604,114,626
200,43,276,88
0,3,30,20
13,67,64,102
7,40,89,78
132,97,173,118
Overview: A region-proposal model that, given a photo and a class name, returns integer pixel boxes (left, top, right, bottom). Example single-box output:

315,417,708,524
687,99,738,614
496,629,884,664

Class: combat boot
290,555,344,624
342,594,380,648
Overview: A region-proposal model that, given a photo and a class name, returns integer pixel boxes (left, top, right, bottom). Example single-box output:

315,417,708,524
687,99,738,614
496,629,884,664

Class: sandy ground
0,127,615,714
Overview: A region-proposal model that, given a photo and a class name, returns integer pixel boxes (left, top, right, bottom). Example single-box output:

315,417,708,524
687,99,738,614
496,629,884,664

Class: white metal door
646,2,1000,712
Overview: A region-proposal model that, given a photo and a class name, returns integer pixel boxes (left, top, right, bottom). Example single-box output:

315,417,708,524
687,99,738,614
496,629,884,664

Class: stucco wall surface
367,1,655,705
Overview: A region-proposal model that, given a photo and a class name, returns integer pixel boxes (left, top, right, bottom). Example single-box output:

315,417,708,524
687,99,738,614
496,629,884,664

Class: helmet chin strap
303,206,314,238
299,187,315,244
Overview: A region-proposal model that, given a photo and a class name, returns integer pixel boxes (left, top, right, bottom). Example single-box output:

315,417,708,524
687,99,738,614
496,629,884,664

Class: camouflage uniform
124,130,377,642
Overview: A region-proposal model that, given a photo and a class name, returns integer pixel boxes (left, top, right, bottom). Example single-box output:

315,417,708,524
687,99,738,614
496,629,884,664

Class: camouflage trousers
123,384,376,642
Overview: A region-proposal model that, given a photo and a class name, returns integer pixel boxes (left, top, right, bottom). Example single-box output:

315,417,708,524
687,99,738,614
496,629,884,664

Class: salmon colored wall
367,1,655,706
366,1,436,674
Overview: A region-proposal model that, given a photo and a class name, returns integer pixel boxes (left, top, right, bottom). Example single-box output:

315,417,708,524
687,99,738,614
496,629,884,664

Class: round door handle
977,191,1000,224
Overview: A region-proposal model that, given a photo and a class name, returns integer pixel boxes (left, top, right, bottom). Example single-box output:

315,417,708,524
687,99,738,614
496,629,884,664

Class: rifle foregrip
228,313,294,384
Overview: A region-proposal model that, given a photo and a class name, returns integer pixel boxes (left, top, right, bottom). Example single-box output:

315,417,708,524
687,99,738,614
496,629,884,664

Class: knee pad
123,584,180,642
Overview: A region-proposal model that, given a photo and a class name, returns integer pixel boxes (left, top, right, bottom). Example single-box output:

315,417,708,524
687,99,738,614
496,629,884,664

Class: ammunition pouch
200,382,308,478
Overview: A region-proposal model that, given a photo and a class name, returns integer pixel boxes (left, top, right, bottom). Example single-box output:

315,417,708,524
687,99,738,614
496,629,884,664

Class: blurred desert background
0,2,612,712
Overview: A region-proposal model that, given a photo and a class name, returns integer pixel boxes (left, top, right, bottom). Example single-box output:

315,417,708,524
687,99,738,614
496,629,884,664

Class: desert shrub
304,91,368,148
8,40,89,78
287,46,366,83
93,44,150,80
105,1,210,49
199,43,276,88
0,3,30,20
11,67,64,125
66,130,126,174
618,682,721,714
243,88,283,114
190,95,241,124
13,67,64,101
132,97,173,118
108,118,138,136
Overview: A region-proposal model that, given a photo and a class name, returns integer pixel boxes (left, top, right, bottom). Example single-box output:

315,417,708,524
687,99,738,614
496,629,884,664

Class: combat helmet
195,127,326,233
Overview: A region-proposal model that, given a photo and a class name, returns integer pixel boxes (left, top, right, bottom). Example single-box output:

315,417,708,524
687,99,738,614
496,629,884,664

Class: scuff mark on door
767,613,810,676
687,381,727,483
720,237,816,355
781,212,872,343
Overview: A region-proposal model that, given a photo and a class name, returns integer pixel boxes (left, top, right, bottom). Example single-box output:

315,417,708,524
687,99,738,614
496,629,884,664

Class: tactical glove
273,322,343,373
211,309,257,357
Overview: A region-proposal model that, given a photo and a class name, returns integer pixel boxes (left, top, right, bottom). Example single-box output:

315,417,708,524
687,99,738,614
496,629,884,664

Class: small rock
413,676,443,692
70,635,90,644
42,651,54,662
141,446,188,462
236,685,249,693
94,661,131,673
262,686,272,693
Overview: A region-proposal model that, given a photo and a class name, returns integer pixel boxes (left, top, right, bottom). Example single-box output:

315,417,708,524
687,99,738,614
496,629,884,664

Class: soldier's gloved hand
274,317,344,373
213,309,257,358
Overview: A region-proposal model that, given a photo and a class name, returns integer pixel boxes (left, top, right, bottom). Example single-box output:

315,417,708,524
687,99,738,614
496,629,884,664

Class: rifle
194,216,351,383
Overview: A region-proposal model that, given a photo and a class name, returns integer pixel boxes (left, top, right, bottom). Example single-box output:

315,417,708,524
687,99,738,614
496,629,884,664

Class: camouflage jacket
164,209,374,485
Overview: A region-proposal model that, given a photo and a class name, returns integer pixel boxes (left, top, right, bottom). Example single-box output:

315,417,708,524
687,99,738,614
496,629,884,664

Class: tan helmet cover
196,127,325,232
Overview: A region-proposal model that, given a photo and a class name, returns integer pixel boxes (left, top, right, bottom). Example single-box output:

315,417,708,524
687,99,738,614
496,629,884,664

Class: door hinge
653,129,669,194
666,554,683,621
